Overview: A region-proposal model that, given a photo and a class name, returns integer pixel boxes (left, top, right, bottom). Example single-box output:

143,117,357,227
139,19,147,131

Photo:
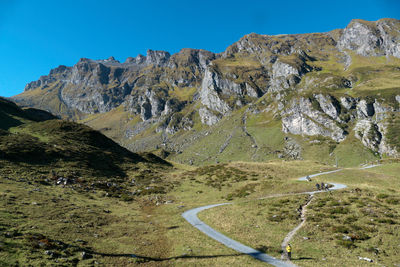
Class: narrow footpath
182,166,379,266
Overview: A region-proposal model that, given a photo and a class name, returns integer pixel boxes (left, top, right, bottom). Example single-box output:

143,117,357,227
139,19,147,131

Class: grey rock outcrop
281,97,346,142
199,107,221,125
356,99,375,118
338,18,400,58
272,61,300,78
354,120,382,150
340,96,357,110
146,50,171,66
314,94,340,121
199,68,233,115
283,137,302,159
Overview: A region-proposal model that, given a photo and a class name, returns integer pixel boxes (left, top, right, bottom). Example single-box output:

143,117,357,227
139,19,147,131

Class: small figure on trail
50,170,57,180
325,184,330,191
297,205,302,213
306,175,311,182
320,182,325,190
316,183,320,191
286,243,292,260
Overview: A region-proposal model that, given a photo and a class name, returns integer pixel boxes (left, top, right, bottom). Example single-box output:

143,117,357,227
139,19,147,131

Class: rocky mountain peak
78,57,91,63
338,18,400,57
146,49,171,66
103,56,120,64
49,65,69,75
124,54,147,65
169,48,216,70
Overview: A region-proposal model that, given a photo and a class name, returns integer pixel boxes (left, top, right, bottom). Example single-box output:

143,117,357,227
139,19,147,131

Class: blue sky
0,0,399,97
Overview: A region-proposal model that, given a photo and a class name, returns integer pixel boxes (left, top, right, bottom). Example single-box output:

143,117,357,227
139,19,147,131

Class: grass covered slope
0,115,338,267
1,98,399,266
0,99,176,266
199,163,400,266
0,97,57,130
0,98,172,198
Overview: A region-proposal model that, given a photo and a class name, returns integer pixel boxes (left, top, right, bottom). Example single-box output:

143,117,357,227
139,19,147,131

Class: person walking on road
286,243,292,260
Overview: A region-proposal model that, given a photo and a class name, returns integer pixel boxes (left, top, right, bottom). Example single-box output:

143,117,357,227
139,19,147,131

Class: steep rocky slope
13,18,400,165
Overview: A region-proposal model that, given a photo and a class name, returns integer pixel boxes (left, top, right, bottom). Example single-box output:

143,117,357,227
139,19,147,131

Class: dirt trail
281,194,314,261
241,108,259,159
182,165,380,266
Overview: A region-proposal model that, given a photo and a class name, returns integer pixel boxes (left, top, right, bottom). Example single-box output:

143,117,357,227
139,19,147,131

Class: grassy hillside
200,163,400,266
0,157,336,266
0,98,172,197
0,99,176,266
1,99,398,266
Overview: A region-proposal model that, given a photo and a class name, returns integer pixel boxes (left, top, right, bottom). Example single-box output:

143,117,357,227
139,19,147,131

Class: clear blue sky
0,0,399,97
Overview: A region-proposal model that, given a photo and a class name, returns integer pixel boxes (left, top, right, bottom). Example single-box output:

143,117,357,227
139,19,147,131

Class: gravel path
182,204,295,267
182,165,379,266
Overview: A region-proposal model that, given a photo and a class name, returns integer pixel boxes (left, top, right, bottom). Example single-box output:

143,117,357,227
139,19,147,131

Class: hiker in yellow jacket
286,243,292,260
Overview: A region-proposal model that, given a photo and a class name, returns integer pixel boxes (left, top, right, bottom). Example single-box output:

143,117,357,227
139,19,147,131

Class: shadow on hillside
0,112,23,130
293,257,315,260
91,251,244,262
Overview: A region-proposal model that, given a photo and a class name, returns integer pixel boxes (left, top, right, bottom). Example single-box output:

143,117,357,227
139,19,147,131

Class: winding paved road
182,165,380,266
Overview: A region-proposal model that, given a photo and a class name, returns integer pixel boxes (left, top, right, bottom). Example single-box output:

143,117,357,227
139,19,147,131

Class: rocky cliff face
21,49,215,116
13,18,400,162
338,18,400,57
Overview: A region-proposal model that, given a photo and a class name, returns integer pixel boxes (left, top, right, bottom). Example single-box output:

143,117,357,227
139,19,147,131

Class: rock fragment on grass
358,256,373,262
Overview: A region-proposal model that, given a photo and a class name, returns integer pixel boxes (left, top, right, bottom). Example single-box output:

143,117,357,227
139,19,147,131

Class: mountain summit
13,18,400,165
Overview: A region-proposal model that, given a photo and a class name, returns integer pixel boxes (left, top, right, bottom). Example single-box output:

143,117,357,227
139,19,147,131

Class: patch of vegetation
225,183,257,200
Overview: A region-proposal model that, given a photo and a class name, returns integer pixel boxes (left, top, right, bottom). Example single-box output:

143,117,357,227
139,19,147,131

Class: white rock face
338,20,382,57
340,96,356,110
377,20,400,58
338,19,400,58
279,94,399,155
377,122,399,157
354,120,382,150
272,61,299,78
314,94,340,121
145,50,170,66
281,97,346,142
268,60,307,92
246,83,259,98
199,107,221,125
373,101,389,122
356,99,375,118
200,68,232,115
199,67,261,118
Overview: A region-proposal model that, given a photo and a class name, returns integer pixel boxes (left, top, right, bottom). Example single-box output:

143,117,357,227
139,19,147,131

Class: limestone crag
199,107,221,126
281,97,346,142
338,19,400,58
281,93,399,157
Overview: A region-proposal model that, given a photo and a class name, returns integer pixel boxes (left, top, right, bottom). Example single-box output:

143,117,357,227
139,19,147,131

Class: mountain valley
2,17,400,266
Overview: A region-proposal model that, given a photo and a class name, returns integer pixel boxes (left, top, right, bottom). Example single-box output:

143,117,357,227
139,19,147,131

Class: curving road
182,166,379,266
182,203,293,267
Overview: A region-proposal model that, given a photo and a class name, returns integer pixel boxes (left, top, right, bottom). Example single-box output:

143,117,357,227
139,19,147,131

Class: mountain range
12,18,400,166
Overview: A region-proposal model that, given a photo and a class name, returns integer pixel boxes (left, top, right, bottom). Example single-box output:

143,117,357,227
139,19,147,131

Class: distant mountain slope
13,18,400,166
